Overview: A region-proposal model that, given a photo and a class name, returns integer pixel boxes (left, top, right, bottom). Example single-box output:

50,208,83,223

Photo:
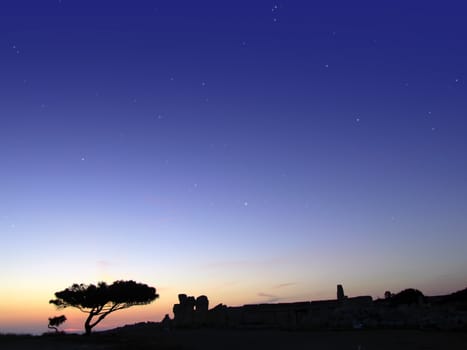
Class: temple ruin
169,284,467,330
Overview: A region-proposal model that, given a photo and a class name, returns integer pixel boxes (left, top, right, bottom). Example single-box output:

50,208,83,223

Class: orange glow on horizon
1,275,466,335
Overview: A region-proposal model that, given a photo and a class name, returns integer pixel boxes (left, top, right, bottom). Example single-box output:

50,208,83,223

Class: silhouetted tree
50,280,158,335
48,315,67,333
391,288,425,306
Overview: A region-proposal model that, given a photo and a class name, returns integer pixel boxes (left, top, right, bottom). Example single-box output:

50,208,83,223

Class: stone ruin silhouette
173,294,209,327
337,284,347,300
169,284,467,330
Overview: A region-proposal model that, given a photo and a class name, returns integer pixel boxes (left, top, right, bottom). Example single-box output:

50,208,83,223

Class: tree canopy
50,280,158,335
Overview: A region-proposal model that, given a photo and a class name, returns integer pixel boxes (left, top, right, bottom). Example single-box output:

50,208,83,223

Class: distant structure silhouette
161,314,171,331
173,294,209,327
337,284,347,300
170,284,467,330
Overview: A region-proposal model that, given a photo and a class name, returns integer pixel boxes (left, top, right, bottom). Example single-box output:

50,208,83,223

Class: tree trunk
84,313,94,336
48,325,58,333
83,307,115,335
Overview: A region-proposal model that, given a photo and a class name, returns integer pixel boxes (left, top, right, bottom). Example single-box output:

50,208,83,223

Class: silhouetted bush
445,287,467,302
391,288,425,306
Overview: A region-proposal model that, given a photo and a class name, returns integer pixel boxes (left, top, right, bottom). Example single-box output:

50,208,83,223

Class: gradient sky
1,0,467,334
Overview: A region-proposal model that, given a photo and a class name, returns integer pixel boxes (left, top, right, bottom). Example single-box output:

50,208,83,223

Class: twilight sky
1,0,467,334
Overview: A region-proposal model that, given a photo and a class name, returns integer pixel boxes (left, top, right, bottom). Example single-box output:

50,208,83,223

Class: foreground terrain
1,327,467,350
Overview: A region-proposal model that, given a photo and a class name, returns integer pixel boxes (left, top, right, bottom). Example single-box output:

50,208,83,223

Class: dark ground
1,328,467,350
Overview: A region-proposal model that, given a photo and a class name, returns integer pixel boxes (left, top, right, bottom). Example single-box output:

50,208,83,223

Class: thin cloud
257,292,281,303
258,292,276,298
96,260,111,268
273,282,296,289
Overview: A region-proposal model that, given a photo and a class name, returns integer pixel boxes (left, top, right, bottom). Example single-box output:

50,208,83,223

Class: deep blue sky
1,0,467,334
